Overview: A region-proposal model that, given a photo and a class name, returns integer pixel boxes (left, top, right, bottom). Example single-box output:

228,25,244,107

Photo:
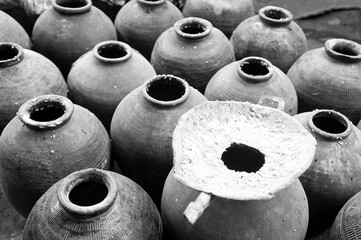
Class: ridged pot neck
93,41,132,63
237,56,273,83
52,0,91,14
57,168,118,219
174,17,212,40
137,0,166,7
142,74,190,108
259,6,293,27
325,38,361,63
308,110,352,141
17,94,74,131
0,42,24,68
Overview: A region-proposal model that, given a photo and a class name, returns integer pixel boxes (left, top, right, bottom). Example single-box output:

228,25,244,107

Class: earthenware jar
162,101,316,240
23,168,163,240
294,109,361,236
114,0,183,60
151,17,235,93
288,38,361,124
0,94,111,218
110,74,207,208
182,0,254,38
67,40,156,131
0,42,67,133
0,10,32,49
32,0,117,78
204,56,298,115
230,6,308,73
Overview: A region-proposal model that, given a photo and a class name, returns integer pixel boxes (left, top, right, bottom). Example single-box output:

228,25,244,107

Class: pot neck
237,57,273,83
325,38,361,63
307,110,352,141
52,0,91,15
142,74,191,108
17,95,74,131
57,169,118,219
137,0,166,7
93,41,132,63
0,43,24,68
174,17,212,40
258,6,293,27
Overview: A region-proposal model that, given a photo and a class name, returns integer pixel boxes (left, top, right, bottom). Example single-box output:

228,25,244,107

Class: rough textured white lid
173,101,316,200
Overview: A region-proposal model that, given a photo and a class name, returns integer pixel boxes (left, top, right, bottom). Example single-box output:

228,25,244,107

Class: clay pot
294,109,361,236
288,38,361,124
67,40,156,131
162,101,316,240
182,0,254,38
230,6,308,73
0,42,67,133
0,10,32,49
32,0,117,78
114,0,183,60
110,74,207,208
0,94,111,218
151,17,235,93
204,56,298,115
23,168,163,240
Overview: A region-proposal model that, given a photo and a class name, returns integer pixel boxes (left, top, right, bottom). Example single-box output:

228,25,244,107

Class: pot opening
0,44,19,61
98,44,128,59
241,60,269,76
312,113,347,134
180,22,206,34
29,102,66,122
147,76,186,101
69,181,108,207
263,8,288,20
332,42,359,56
221,142,265,173
56,0,88,8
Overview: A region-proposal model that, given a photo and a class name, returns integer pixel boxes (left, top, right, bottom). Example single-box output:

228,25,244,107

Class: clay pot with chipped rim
0,42,67,134
294,109,361,236
110,74,207,208
288,38,361,124
114,0,183,60
0,94,111,218
32,0,117,78
161,101,316,240
204,56,298,115
151,17,235,94
230,6,308,73
182,0,255,38
67,40,156,131
22,168,163,240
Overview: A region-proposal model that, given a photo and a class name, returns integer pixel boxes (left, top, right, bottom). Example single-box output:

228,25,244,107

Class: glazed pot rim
57,168,118,218
308,109,352,140
325,38,361,63
17,94,74,130
259,5,293,26
237,56,274,83
93,40,132,63
0,42,24,68
52,0,91,14
174,17,212,40
172,101,316,200
142,74,191,107
138,0,166,5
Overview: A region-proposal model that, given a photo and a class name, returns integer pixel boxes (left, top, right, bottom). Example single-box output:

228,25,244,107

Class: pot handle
183,192,212,224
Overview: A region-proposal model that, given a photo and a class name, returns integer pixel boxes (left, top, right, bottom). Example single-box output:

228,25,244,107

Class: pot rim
325,38,361,63
93,41,132,63
237,56,274,83
174,17,213,40
259,5,293,27
138,0,166,5
52,0,91,14
0,42,24,68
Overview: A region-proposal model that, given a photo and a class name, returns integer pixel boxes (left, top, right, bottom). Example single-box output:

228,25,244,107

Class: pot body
32,0,117,78
114,0,183,60
162,170,308,240
182,0,254,38
67,41,157,131
23,169,163,240
0,95,111,218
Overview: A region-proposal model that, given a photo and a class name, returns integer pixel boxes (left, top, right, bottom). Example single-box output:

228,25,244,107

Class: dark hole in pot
221,143,265,173
241,60,269,76
69,181,108,206
312,114,347,134
147,76,186,101
30,102,65,122
332,43,359,56
57,0,88,8
0,44,19,61
181,22,206,34
264,9,288,20
98,44,127,58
